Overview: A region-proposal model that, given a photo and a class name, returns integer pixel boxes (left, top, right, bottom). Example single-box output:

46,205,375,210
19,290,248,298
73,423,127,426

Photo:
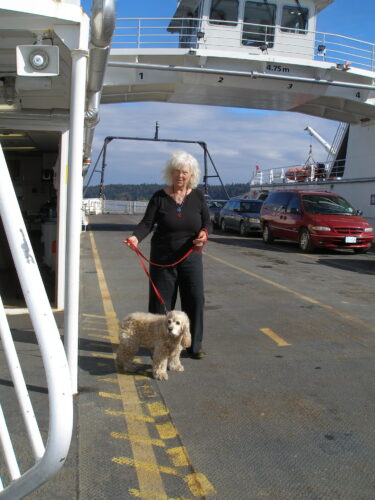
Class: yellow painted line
89,231,167,498
88,333,111,340
128,489,169,500
98,377,118,384
166,447,190,467
90,352,115,359
113,458,216,497
99,391,122,401
147,402,169,417
112,457,178,476
83,327,110,332
111,432,166,448
82,313,107,319
300,253,318,260
105,409,155,423
156,423,179,440
185,473,216,497
260,328,291,347
205,251,375,333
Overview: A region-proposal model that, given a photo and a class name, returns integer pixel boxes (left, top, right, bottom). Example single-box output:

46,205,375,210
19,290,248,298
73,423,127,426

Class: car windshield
239,201,262,213
210,201,226,208
302,194,355,215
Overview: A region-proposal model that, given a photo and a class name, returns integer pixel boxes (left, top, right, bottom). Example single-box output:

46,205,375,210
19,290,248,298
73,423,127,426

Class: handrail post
0,144,73,499
64,19,89,395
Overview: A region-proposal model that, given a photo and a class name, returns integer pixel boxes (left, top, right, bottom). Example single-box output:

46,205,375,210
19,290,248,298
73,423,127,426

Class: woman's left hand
193,230,208,247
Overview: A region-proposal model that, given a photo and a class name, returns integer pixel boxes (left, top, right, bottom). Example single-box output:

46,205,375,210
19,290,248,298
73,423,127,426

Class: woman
126,151,210,359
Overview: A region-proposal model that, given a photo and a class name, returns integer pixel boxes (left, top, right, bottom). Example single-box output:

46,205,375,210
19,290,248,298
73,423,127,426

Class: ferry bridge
0,0,375,498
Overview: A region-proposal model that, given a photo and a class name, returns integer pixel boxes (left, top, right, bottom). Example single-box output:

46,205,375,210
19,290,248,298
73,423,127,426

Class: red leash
123,237,207,313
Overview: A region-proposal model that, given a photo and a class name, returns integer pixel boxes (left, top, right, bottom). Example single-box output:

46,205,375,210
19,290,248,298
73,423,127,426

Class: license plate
345,236,357,243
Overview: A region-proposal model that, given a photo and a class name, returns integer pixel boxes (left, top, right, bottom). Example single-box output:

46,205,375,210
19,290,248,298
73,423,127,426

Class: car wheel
240,222,247,236
262,224,274,244
299,228,314,252
353,247,369,254
221,219,227,232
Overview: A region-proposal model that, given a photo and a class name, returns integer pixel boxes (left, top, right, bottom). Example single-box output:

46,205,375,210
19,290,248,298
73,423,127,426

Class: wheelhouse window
281,6,308,33
242,1,276,48
209,0,239,26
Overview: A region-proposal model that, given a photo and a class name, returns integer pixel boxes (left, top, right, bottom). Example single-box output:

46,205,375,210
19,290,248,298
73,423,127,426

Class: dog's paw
169,363,184,372
154,371,168,381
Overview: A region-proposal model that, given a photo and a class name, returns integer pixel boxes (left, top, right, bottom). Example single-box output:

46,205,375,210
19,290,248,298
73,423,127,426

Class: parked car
208,200,227,228
219,198,263,235
260,190,374,253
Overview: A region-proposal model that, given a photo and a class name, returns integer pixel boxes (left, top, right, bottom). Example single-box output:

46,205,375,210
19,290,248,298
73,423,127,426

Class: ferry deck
1,0,375,497
2,213,374,499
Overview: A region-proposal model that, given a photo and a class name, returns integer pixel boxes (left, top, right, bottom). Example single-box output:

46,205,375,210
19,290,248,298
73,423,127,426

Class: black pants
148,251,204,354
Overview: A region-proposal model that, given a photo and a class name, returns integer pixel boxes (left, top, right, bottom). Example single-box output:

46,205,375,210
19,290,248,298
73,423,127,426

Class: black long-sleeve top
133,189,210,262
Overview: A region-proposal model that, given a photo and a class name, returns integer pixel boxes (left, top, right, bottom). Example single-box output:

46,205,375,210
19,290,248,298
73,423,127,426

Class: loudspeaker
16,45,59,77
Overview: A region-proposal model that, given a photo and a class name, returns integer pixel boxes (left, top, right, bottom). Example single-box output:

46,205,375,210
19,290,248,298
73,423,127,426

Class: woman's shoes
190,349,206,359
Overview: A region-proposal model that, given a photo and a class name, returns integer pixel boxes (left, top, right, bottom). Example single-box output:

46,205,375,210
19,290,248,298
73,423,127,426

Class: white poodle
116,310,191,380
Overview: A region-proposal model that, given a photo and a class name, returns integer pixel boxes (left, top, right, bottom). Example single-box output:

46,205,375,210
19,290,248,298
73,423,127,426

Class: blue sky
81,1,375,187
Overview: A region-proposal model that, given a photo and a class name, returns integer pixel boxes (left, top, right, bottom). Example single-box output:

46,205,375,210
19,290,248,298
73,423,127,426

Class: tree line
83,183,250,200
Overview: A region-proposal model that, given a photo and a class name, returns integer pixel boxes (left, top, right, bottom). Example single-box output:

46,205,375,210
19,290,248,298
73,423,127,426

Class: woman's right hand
125,235,139,248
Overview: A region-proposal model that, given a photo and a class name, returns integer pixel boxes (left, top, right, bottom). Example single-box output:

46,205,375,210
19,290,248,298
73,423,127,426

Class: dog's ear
181,316,192,348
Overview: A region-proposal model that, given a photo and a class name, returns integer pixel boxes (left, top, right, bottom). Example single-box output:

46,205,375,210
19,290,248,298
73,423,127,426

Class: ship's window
281,6,308,33
209,0,239,26
242,1,276,48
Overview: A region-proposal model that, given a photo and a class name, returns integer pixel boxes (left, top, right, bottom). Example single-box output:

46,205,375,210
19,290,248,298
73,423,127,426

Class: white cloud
87,102,338,187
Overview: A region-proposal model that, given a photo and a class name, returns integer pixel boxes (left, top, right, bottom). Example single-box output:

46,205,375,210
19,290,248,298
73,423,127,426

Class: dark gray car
219,198,263,235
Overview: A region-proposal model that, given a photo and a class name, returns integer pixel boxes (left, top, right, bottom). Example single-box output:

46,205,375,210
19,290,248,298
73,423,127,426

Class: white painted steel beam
64,17,89,395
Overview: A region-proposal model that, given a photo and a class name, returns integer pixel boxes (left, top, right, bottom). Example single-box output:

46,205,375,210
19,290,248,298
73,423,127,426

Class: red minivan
260,190,373,253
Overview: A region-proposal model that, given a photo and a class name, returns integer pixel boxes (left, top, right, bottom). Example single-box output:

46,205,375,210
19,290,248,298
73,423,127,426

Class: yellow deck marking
105,409,155,423
89,231,166,498
88,333,111,340
98,377,118,384
185,473,216,497
112,457,178,476
99,391,123,401
260,328,291,346
205,251,375,333
156,423,179,440
82,313,107,319
147,402,169,417
82,326,110,332
99,391,146,406
90,352,115,359
111,432,165,448
128,489,169,500
166,447,190,467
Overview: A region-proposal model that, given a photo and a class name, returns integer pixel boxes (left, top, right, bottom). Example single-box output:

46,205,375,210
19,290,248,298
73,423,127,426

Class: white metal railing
250,158,347,186
103,199,148,214
112,17,375,72
0,144,73,499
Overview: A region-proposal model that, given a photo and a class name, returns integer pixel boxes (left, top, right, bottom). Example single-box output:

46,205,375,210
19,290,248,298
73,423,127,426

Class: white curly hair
163,150,201,189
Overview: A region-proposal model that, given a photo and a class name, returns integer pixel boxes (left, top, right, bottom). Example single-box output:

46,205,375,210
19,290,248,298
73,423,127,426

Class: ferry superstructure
0,0,375,497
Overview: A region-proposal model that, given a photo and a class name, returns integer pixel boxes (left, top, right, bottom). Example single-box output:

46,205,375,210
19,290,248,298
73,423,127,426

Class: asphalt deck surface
1,213,375,499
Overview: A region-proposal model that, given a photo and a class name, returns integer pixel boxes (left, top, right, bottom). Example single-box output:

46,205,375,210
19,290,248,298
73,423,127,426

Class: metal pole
65,47,88,395
203,145,208,195
56,130,69,309
99,138,110,199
